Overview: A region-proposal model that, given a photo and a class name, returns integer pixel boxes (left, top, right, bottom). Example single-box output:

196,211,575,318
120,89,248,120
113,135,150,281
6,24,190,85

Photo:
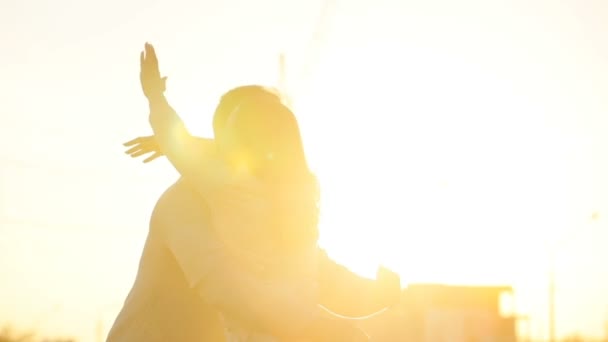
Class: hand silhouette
140,42,167,100
123,136,163,163
376,266,401,307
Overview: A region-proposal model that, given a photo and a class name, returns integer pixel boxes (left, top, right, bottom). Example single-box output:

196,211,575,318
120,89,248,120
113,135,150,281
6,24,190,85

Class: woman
114,42,400,341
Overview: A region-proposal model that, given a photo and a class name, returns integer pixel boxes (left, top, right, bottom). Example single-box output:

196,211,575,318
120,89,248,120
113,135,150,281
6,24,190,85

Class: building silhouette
363,284,516,342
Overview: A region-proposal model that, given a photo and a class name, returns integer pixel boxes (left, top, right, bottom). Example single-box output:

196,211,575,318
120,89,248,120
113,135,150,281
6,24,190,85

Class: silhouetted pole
277,53,292,107
299,0,335,88
548,252,556,342
548,211,600,342
604,308,608,342
278,53,285,91
276,0,335,107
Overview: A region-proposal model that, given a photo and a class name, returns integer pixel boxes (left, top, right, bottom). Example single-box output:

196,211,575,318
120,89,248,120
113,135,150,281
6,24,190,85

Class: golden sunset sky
1,0,608,341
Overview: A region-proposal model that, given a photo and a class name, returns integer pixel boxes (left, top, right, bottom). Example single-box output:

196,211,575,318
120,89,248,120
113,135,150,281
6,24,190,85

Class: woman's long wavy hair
212,85,320,253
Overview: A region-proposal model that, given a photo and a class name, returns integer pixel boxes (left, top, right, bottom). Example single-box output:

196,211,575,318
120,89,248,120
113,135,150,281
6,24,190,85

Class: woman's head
212,85,306,179
212,85,319,250
212,85,280,136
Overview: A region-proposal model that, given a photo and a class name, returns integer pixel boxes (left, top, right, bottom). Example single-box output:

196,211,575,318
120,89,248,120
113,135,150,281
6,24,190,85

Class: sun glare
297,43,582,291
175,40,588,297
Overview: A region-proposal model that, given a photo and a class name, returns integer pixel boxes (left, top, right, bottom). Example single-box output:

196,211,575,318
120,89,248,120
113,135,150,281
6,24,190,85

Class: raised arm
317,249,401,317
139,43,237,196
146,94,223,181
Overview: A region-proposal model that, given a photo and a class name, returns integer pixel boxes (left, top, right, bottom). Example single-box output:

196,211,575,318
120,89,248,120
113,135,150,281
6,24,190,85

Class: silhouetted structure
362,284,516,342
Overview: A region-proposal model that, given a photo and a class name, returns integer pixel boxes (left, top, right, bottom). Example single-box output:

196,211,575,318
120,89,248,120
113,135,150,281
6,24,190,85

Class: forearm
148,95,214,161
147,95,230,191
198,275,362,341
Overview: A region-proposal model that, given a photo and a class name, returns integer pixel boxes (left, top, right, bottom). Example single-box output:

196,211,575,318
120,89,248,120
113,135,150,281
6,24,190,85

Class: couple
106,43,401,342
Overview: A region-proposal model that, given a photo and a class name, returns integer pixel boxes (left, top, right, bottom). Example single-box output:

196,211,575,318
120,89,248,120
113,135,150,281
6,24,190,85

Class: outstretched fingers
130,148,153,158
123,137,143,147
123,136,157,147
125,145,145,155
143,152,162,163
144,42,159,70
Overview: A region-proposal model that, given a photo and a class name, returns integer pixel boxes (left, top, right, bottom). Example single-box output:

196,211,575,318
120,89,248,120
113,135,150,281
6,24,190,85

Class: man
107,43,401,341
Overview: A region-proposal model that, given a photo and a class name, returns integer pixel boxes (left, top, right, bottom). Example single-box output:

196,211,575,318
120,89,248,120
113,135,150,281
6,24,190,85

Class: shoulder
157,178,205,207
151,178,212,231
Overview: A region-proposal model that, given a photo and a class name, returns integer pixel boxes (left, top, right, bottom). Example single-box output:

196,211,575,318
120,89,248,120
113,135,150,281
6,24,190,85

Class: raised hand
140,42,167,100
123,136,163,163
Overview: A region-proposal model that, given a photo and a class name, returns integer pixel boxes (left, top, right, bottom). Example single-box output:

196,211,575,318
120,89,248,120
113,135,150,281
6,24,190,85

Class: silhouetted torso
106,179,226,342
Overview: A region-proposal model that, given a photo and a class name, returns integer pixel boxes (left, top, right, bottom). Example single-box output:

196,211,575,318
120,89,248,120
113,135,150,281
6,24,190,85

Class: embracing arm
195,261,366,341
195,247,320,338
197,264,365,341
317,249,400,317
